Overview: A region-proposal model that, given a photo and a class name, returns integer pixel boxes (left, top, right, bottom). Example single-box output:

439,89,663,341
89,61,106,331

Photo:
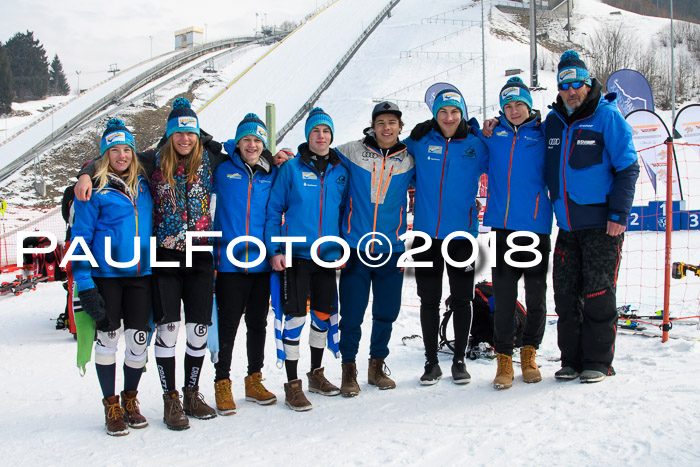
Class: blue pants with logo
338,251,404,363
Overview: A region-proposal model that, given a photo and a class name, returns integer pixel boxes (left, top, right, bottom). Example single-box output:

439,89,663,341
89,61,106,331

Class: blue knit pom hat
499,77,533,111
100,118,136,157
305,107,334,143
235,113,268,148
166,97,200,138
557,50,591,85
432,88,467,121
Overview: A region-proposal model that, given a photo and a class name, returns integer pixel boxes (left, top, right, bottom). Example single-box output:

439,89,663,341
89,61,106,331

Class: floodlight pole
529,0,538,88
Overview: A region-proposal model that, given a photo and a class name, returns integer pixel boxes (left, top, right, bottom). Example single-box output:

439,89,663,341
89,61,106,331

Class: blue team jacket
265,144,348,261
214,143,277,273
477,114,552,234
404,121,487,239
545,84,639,231
71,176,153,291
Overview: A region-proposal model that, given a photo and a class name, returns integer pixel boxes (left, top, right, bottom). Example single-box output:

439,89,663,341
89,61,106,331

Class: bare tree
587,23,641,88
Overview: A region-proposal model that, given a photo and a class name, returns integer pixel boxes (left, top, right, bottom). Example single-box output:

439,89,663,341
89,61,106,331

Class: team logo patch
178,116,198,128
227,173,242,179
442,92,461,103
558,68,577,82
428,145,442,154
302,172,318,180
134,331,147,345
105,132,126,144
255,125,267,140
495,131,508,137
501,86,520,100
577,140,596,146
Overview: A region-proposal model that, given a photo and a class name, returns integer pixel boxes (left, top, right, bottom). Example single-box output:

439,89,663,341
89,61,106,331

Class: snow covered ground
1,264,699,465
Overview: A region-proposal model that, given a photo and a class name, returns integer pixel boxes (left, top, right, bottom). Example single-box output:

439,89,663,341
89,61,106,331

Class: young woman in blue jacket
211,114,278,414
477,77,553,389
71,119,152,436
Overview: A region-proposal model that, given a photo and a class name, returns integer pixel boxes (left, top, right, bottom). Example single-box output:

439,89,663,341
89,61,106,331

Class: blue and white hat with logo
499,77,533,111
100,118,136,157
432,89,467,121
305,107,334,143
166,97,200,138
557,50,591,85
235,113,268,148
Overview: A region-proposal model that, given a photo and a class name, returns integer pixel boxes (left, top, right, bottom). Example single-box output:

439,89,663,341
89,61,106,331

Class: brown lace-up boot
284,379,312,411
245,372,277,405
182,386,217,420
340,362,360,397
307,367,340,396
120,390,148,428
368,358,396,390
162,389,190,431
493,353,514,389
103,395,129,436
520,345,542,383
214,379,237,415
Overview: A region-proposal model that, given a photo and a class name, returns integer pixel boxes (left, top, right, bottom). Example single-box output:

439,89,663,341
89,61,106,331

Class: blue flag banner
424,82,463,111
607,69,654,117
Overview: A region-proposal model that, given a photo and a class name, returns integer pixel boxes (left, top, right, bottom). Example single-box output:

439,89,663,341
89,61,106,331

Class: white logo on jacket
428,145,443,154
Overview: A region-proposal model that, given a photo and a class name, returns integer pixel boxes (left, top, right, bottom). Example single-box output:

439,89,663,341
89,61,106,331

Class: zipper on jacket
245,175,253,273
114,187,141,276
503,131,518,228
371,156,388,254
396,206,403,241
347,197,353,234
533,192,540,219
435,139,451,238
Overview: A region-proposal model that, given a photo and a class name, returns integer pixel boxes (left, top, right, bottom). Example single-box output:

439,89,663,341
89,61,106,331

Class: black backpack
439,281,527,357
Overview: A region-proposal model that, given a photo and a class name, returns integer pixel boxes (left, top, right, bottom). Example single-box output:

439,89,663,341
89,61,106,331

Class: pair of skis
0,274,49,296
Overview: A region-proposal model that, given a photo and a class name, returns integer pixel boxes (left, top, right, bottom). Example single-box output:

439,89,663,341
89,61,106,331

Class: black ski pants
553,228,623,374
413,236,475,364
491,228,550,356
214,271,271,380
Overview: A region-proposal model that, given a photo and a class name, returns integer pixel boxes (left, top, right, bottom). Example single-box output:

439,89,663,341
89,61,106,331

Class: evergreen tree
48,54,70,96
5,31,49,102
0,42,13,114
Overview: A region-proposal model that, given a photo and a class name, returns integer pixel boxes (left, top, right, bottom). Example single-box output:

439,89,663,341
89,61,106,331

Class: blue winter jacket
545,79,640,231
477,113,553,234
213,143,277,273
265,144,349,262
336,132,415,253
71,176,153,292
404,120,487,238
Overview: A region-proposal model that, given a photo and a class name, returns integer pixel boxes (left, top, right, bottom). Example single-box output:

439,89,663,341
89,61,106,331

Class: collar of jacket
551,78,603,124
362,127,407,156
232,147,273,175
430,118,469,140
298,143,341,168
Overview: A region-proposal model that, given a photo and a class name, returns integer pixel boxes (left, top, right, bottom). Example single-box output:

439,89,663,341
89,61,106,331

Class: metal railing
0,35,276,182
277,0,401,143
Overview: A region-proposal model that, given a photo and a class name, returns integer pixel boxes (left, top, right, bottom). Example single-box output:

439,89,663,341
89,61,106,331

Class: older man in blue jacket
545,50,639,384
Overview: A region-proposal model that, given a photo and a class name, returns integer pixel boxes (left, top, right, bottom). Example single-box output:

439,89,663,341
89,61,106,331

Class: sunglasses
558,81,586,91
